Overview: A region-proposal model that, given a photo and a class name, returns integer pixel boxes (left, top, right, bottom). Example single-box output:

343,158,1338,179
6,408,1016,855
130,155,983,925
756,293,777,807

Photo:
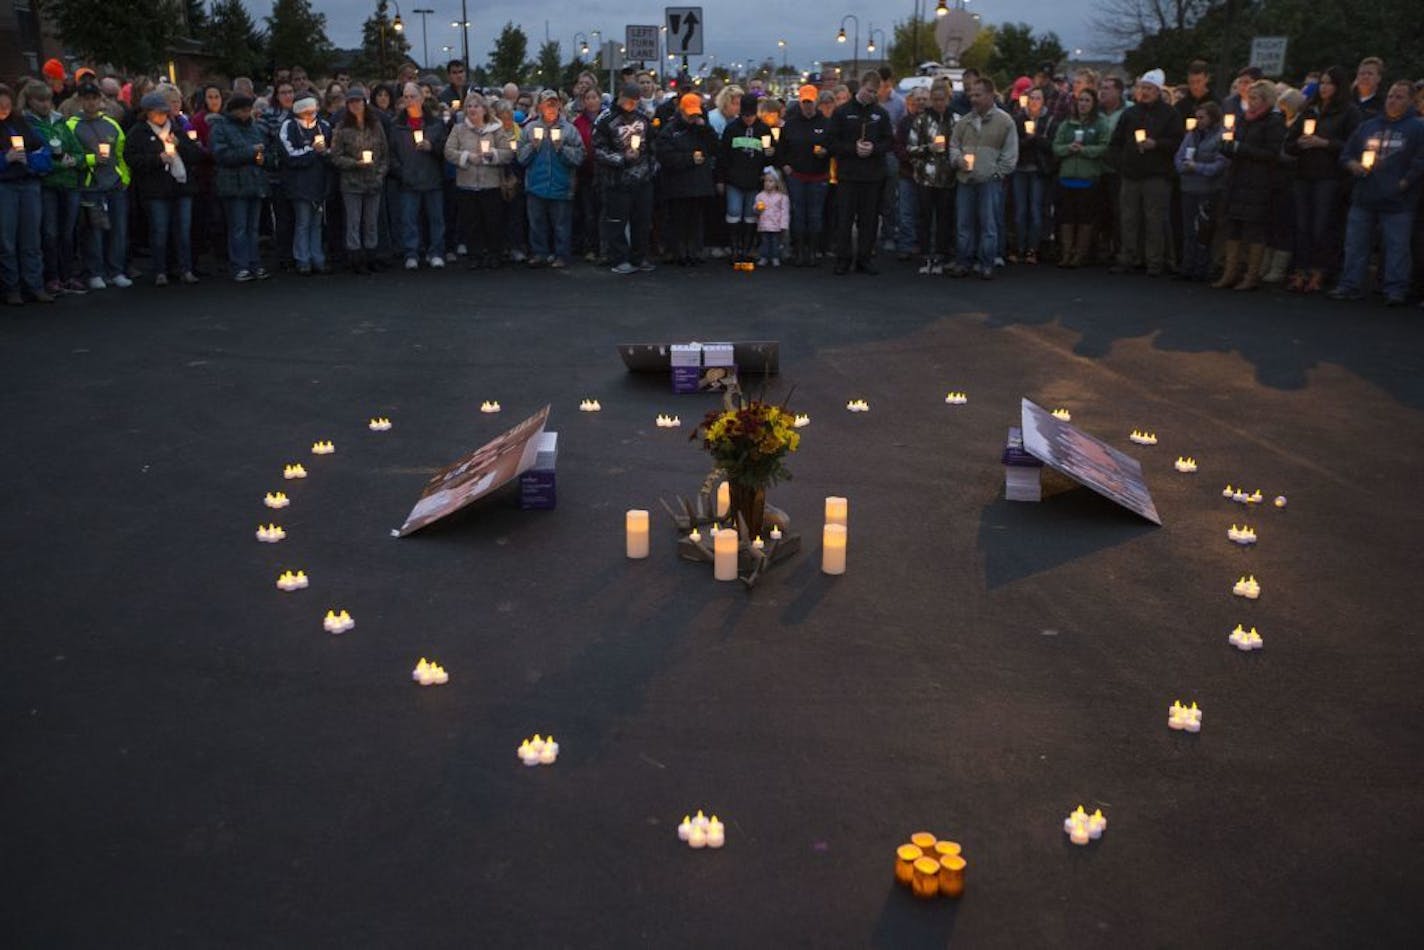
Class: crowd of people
1,54,1422,308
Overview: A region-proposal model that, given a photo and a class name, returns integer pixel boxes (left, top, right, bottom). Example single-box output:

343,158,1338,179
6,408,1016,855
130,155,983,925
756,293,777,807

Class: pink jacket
755,191,789,232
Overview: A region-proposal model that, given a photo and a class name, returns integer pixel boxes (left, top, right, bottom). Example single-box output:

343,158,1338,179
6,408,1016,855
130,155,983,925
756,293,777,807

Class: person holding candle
328,87,389,275
444,95,512,270
67,81,132,290
278,96,333,275
947,77,1018,280
21,81,84,296
1214,80,1287,291
827,71,894,276
0,83,54,305
123,91,201,286
1107,68,1182,278
905,81,957,275
389,82,449,272
1283,66,1361,293
718,95,776,267
593,83,657,275
753,168,790,267
1173,101,1229,282
190,84,227,273
778,84,833,267
258,80,296,273
1051,88,1110,269
572,87,605,263
655,92,719,266
208,93,270,281
518,90,585,269
1010,88,1055,265
1330,81,1424,306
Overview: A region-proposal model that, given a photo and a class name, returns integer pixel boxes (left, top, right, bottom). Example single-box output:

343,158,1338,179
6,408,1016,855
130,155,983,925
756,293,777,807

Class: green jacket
1052,115,1111,181
66,113,131,190
25,108,84,190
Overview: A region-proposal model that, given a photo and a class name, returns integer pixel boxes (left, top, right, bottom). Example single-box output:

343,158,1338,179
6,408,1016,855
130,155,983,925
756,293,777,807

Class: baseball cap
679,92,702,116
798,84,819,102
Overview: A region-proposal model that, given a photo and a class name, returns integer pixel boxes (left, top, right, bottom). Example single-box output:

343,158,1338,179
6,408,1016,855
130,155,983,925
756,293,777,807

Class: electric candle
187,129,198,140
163,139,176,156
451,99,461,110
677,816,693,841
361,149,373,164
895,844,922,884
1361,149,1376,169
1224,113,1236,130
413,129,424,144
760,134,771,149
1134,128,1147,144
689,528,702,544
909,831,937,850
911,857,942,899
313,133,325,148
630,133,641,151
822,523,847,575
706,816,725,848
714,527,739,581
98,142,110,158
551,128,561,143
769,525,782,541
1303,118,1316,136
480,139,491,155
533,126,544,140
771,127,781,141
963,152,975,170
626,509,650,558
1024,120,1035,135
824,496,848,526
716,481,730,518
938,854,966,897
688,824,707,848
1185,117,1197,131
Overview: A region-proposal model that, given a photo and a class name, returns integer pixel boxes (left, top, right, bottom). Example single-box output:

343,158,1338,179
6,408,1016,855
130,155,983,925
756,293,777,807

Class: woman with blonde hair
1214,79,1287,290
710,84,743,136
444,94,513,269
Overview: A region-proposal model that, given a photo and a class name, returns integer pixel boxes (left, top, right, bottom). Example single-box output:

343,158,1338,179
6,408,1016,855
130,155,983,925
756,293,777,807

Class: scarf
149,120,187,184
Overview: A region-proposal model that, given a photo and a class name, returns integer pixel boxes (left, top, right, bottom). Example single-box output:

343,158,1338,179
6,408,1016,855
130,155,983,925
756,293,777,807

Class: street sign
1249,36,1289,77
665,6,704,56
625,25,660,63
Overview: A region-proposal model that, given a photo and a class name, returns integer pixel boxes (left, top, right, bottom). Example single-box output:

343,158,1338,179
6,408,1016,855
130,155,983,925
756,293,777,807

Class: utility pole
413,8,433,69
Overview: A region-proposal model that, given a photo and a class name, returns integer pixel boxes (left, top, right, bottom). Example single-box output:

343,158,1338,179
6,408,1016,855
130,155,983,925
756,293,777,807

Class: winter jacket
389,109,449,192
827,98,893,182
67,113,129,190
208,113,268,199
517,116,585,200
755,191,789,232
24,108,82,189
124,120,202,200
257,107,290,178
574,110,600,177
1174,125,1229,195
655,114,719,199
905,108,957,188
444,119,512,190
1284,99,1361,182
1341,110,1424,213
0,114,53,182
1110,99,1183,180
779,108,832,180
279,116,333,204
592,106,656,189
1014,111,1056,173
1052,115,1111,181
719,116,774,191
949,106,1018,185
329,120,390,195
1220,110,1286,224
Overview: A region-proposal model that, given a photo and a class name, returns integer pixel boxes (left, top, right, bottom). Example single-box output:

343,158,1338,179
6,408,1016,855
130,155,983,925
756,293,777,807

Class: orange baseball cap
798,84,819,102
680,92,703,116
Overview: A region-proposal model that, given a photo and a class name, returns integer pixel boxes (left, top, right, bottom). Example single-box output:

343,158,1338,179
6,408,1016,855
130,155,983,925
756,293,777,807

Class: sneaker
918,258,933,275
110,274,133,288
62,278,89,294
610,262,637,275
1025,250,1039,265
931,261,944,276
234,270,255,282
550,258,567,269
154,273,169,287
637,261,656,273
405,257,419,270
429,255,445,269
993,256,1005,269
978,266,994,280
527,257,547,269
44,279,62,295
1327,287,1361,301
772,258,781,268
457,243,468,256
945,264,969,278
756,257,769,267
444,252,456,263
180,271,199,284
509,249,527,263
255,267,272,280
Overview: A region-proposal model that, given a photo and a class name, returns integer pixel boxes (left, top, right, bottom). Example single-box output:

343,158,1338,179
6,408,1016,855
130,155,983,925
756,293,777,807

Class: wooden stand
659,471,800,589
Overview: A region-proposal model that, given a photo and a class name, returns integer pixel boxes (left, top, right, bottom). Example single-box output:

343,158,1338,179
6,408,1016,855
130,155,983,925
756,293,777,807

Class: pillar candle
938,854,967,897
822,524,847,575
911,857,942,899
714,527,739,581
625,509,650,559
716,481,730,519
895,844,923,885
824,496,848,526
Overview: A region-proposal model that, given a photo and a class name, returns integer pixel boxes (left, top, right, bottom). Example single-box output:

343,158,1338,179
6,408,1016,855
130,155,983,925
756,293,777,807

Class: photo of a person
1020,399,1161,524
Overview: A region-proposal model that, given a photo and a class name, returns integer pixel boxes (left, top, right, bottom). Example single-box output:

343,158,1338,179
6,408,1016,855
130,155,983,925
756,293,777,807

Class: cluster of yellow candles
894,831,967,900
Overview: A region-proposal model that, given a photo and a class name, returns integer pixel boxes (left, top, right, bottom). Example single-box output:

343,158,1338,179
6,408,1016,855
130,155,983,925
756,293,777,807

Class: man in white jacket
948,77,1019,279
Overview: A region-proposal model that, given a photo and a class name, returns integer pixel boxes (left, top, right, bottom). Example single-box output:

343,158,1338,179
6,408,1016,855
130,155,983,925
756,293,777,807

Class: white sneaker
931,260,944,276
87,276,107,290
456,243,468,256
404,257,419,270
918,258,933,275
443,252,455,263
429,255,445,269
154,273,169,287
756,257,769,266
509,249,526,262
110,274,133,288
994,256,1006,269
772,258,781,268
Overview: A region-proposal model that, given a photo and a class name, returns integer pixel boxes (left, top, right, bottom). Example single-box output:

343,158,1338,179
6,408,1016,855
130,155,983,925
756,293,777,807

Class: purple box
672,365,701,393
518,469,556,509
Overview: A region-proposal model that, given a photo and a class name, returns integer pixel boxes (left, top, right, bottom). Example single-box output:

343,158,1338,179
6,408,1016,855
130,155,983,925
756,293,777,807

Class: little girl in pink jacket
755,167,790,266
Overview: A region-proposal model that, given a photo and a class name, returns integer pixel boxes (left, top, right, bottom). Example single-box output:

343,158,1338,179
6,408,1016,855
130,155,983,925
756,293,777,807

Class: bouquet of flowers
695,398,801,489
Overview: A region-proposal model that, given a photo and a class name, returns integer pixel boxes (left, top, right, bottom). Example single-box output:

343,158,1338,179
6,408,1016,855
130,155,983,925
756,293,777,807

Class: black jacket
124,120,202,199
1110,98,1183,180
1221,110,1287,224
779,107,832,177
389,109,449,191
719,116,773,191
1014,111,1056,172
278,116,333,203
656,114,719,199
827,98,893,182
592,106,656,188
1283,99,1361,181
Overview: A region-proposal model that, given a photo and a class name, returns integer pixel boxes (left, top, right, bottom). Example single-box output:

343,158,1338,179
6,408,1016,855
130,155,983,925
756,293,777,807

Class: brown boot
1057,225,1077,268
1234,244,1266,291
1073,225,1094,269
1212,240,1243,288
1304,269,1325,294
1287,270,1308,292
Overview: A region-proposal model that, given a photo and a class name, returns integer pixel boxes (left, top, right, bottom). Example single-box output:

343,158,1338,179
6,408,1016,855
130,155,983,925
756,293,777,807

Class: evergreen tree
206,0,266,81
265,0,335,76
45,0,179,73
889,18,941,78
183,0,209,36
354,0,411,81
532,40,562,89
986,23,1066,88
487,22,530,86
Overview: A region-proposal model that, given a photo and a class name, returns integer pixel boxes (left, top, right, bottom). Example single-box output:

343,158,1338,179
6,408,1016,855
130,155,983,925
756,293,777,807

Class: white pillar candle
361,149,373,164
716,481,730,519
822,524,847,575
714,527,739,581
626,509,650,559
413,128,424,144
824,496,848,527
1302,118,1316,136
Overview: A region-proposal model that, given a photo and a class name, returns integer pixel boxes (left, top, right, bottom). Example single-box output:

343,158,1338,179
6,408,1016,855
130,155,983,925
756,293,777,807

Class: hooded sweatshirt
1341,109,1424,213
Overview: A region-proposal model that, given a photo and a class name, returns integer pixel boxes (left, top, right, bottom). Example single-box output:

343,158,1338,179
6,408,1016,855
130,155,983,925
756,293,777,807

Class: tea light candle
1185,117,1197,131
1024,120,1035,135
938,854,966,897
1223,113,1236,130
677,815,693,841
963,152,975,170
626,509,650,558
1134,128,1147,144
760,134,771,149
1303,118,1316,136
895,844,922,884
822,524,847,575
361,149,373,164
911,857,942,899
98,142,111,158
10,135,25,151
1361,149,1376,169
824,496,848,526
769,525,782,541
705,816,725,848
716,481,730,518
413,128,424,144
714,527,739,581
688,527,702,544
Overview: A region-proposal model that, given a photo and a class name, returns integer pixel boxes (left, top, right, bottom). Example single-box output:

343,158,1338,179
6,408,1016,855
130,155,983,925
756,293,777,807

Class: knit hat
345,85,368,102
43,59,65,81
679,92,702,116
138,91,169,112
1139,68,1166,90
293,95,318,114
226,94,255,112
798,84,818,102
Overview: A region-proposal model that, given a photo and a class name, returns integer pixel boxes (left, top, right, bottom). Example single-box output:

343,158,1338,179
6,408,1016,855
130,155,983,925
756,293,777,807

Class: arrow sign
665,6,704,56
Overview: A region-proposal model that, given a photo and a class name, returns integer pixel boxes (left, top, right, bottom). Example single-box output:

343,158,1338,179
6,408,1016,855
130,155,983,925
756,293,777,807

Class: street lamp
450,1,471,66
411,8,433,69
867,26,885,59
836,14,860,81
378,2,405,79
574,32,590,60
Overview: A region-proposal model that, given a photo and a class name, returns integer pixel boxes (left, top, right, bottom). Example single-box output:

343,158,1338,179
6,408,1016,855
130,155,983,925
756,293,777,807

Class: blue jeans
786,177,827,236
83,187,128,280
896,178,917,252
1338,204,1414,299
292,200,325,268
0,178,44,293
956,178,1002,271
526,194,573,261
146,196,193,275
1011,170,1048,254
223,196,263,274
759,230,782,260
41,186,80,283
725,185,757,223
400,188,445,259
